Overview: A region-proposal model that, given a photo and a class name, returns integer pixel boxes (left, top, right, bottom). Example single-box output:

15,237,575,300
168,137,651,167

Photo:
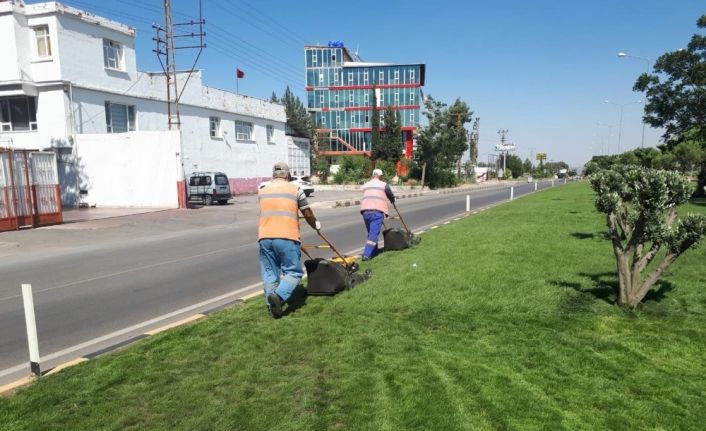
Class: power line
236,0,308,45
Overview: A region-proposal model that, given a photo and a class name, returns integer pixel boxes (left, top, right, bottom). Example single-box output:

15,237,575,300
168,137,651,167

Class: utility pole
528,147,536,167
469,117,479,166
153,0,206,130
153,0,206,208
496,129,513,178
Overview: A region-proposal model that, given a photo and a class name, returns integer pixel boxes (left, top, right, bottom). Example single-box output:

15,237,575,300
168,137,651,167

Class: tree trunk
615,252,632,307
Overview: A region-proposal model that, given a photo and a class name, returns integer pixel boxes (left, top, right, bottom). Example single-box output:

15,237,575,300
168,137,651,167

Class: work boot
267,293,283,319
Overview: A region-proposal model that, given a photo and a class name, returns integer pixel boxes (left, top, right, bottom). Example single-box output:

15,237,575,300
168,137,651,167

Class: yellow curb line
0,376,34,397
241,291,263,301
45,358,89,376
144,314,206,336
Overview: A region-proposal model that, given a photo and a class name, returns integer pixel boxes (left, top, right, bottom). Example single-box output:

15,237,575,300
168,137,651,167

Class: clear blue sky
60,0,704,167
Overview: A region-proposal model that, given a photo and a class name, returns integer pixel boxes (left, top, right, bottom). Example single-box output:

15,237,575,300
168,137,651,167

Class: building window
235,121,253,140
410,111,415,123
333,72,339,84
336,114,340,126
103,39,123,70
332,53,336,61
379,70,384,83
267,125,275,142
410,90,415,102
0,97,38,131
209,116,221,138
104,102,135,133
348,71,353,85
312,50,317,65
394,69,400,83
364,93,369,104
33,26,51,58
363,70,369,85
410,70,415,82
334,93,339,103
364,113,369,123
321,115,326,127
349,91,354,103
319,72,324,85
319,94,324,105
394,90,399,104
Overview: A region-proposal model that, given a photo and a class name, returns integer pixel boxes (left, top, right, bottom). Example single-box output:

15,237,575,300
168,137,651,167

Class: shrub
333,156,371,184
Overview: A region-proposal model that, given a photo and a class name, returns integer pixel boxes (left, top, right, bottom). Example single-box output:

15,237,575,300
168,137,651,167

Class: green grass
2,183,705,430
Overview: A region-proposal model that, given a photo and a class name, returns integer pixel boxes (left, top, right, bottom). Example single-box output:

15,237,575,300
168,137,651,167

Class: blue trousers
259,238,304,305
362,210,385,259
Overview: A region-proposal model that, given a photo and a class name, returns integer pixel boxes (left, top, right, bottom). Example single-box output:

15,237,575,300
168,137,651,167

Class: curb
0,299,245,397
310,192,426,209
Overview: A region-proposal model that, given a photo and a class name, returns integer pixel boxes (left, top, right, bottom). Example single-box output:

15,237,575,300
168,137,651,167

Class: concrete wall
74,131,180,208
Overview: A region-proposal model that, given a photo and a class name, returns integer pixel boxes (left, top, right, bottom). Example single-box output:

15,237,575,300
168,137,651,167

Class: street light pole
604,100,641,154
617,52,652,148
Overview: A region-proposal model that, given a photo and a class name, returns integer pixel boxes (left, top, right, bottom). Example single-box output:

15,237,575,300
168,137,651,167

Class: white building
0,0,287,207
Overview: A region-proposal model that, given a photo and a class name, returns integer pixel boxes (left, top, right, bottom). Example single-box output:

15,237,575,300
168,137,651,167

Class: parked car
187,172,231,205
258,175,314,197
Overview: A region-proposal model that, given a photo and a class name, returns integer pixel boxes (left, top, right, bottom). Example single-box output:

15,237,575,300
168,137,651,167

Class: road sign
536,153,547,161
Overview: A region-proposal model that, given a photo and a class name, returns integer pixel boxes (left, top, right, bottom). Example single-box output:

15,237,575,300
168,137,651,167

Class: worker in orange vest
258,162,321,318
360,168,396,260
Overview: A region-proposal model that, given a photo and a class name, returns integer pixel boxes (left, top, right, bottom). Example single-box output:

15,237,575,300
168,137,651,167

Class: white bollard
551,180,555,187
564,178,567,184
22,284,41,376
466,194,470,212
534,181,538,192
510,186,514,201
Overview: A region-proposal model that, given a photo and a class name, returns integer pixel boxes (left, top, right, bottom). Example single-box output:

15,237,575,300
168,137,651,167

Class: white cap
372,168,383,177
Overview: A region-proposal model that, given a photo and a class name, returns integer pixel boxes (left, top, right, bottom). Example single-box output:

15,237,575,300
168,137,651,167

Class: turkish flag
236,68,244,79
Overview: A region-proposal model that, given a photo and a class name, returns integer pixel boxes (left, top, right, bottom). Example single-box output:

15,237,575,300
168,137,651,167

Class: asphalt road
0,180,560,385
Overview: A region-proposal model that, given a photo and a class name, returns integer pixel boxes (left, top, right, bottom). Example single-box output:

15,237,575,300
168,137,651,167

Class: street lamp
617,52,652,148
604,99,642,154
596,122,616,155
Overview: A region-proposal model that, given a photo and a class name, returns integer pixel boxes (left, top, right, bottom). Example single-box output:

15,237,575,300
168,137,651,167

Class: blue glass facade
304,45,425,155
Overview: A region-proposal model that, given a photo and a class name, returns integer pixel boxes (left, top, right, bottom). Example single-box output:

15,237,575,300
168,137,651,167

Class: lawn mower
383,201,421,251
301,230,371,296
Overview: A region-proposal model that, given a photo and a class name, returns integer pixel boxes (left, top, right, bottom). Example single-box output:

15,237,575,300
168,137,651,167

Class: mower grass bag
383,228,412,251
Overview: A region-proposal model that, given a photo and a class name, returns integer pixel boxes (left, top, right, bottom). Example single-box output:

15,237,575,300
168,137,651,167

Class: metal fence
0,148,62,232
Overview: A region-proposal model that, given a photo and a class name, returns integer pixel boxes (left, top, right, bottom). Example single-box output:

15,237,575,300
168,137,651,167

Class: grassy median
1,183,705,430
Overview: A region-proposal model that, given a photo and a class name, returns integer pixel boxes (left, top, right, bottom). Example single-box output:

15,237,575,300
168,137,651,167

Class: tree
633,14,706,148
370,87,380,157
590,166,706,308
269,91,279,103
413,95,473,188
523,158,532,175
672,140,705,174
499,154,524,178
372,106,403,163
280,86,313,138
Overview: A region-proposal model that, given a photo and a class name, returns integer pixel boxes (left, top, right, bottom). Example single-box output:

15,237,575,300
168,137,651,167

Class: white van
187,172,231,205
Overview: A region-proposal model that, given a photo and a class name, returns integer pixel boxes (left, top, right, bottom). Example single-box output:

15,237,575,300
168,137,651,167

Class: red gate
0,148,62,232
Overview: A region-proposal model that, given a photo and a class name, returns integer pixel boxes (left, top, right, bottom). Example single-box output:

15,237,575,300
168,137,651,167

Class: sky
58,0,705,168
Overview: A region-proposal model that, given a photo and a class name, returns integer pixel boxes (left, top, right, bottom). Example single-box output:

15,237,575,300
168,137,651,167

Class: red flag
236,68,244,79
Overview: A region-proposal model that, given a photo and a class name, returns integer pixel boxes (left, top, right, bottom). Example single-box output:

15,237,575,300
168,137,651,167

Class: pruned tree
591,166,706,308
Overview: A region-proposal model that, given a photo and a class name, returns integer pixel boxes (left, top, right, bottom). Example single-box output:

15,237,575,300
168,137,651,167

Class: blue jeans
362,210,385,259
259,238,304,305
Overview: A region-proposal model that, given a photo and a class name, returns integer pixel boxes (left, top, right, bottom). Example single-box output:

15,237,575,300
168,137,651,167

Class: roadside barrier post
551,180,555,187
466,195,470,212
21,283,41,376
534,182,538,192
564,178,567,184
510,186,514,201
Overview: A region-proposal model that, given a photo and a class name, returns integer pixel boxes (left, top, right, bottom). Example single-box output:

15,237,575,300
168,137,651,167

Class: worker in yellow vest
360,168,396,260
258,162,321,318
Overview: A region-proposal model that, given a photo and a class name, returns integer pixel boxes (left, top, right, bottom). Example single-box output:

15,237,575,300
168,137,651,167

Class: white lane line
0,281,263,379
0,243,255,302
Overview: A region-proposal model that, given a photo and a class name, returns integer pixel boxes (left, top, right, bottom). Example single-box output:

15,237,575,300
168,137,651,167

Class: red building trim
344,105,419,112
349,126,417,133
328,83,421,91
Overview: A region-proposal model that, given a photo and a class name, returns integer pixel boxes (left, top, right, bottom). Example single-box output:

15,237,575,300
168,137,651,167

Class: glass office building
304,44,425,158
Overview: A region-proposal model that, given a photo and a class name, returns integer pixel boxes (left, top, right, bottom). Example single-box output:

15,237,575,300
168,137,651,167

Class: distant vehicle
557,168,568,179
187,172,231,205
258,175,314,197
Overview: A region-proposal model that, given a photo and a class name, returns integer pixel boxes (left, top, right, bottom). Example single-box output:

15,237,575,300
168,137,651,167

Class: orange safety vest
258,179,300,242
360,178,389,215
